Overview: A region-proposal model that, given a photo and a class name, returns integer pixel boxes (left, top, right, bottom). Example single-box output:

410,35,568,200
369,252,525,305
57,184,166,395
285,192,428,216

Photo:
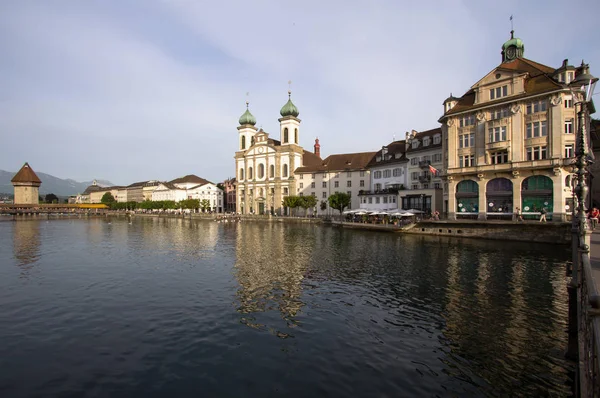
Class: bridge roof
11,162,42,184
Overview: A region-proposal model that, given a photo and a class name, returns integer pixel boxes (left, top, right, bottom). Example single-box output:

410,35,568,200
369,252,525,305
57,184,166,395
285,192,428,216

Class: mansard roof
443,57,565,118
366,140,408,168
11,162,42,184
406,127,443,153
295,151,376,173
169,174,210,186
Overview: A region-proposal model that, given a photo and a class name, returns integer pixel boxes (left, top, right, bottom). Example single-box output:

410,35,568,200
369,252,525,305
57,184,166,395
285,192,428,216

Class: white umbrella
342,209,356,214
401,212,415,217
391,212,404,216
355,211,367,215
406,209,424,214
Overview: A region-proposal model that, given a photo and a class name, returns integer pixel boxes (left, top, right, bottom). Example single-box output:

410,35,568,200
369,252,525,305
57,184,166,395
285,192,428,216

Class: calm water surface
0,217,573,397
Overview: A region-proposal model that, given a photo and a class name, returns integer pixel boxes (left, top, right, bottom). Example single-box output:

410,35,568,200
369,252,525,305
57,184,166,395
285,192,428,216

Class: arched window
251,136,255,146
270,165,275,178
248,167,253,179
456,180,479,216
283,164,288,177
284,128,289,143
239,168,244,180
295,128,298,144
486,178,513,217
258,164,265,179
241,136,246,150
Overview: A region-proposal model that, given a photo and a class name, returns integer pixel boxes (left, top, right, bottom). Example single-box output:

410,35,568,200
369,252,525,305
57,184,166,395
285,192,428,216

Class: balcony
358,187,403,196
418,175,431,183
486,140,510,151
418,160,431,169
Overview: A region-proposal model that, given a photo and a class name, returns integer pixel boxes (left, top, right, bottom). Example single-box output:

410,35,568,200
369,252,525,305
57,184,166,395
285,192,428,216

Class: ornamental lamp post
566,63,597,360
570,63,598,243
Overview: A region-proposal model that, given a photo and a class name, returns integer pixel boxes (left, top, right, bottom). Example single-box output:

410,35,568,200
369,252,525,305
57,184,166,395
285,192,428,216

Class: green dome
280,91,299,117
239,103,256,126
502,37,524,50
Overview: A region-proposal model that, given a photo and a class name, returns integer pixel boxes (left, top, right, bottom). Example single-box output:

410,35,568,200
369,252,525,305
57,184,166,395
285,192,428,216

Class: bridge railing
577,232,600,397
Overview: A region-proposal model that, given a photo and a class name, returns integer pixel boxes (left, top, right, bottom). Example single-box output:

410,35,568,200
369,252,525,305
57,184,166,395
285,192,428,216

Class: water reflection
12,220,41,278
234,223,315,331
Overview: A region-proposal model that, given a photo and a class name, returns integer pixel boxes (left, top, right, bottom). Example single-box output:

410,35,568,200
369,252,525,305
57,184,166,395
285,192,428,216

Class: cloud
0,0,598,184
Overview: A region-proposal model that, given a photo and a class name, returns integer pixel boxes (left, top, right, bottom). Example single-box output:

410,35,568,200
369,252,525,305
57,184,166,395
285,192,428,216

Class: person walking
515,206,523,222
590,207,599,230
539,207,547,223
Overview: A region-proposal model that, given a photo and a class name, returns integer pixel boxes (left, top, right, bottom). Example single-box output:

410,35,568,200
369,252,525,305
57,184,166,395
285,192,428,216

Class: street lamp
570,62,598,242
566,61,597,360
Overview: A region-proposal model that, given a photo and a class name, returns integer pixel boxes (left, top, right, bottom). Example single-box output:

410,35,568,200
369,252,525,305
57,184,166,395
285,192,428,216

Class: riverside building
439,30,595,221
234,92,322,215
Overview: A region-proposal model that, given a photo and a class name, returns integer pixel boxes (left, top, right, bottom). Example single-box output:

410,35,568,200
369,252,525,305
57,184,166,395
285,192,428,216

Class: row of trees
282,192,351,216
100,193,212,212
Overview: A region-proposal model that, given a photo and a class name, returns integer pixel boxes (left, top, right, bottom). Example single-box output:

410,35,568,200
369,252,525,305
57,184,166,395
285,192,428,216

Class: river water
0,217,573,397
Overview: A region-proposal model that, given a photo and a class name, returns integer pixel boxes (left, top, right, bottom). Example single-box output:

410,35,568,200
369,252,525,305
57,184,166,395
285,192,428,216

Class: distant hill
0,169,113,197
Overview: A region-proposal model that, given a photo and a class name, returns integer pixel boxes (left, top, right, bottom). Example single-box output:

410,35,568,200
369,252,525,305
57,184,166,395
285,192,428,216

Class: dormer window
433,134,441,145
376,156,381,162
411,140,419,149
567,71,574,83
423,137,430,146
490,85,508,100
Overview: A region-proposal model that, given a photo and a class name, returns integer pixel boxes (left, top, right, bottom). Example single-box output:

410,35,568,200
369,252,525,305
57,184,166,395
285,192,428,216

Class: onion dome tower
279,90,301,145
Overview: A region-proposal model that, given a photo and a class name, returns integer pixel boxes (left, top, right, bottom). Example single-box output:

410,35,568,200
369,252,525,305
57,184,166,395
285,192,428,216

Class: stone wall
405,221,571,244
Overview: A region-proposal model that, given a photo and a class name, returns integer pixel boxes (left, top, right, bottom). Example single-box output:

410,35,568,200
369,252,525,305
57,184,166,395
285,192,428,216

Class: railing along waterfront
576,231,600,397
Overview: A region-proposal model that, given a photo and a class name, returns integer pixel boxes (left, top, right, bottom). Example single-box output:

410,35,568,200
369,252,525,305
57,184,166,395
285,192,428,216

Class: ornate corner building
439,30,594,221
234,92,322,215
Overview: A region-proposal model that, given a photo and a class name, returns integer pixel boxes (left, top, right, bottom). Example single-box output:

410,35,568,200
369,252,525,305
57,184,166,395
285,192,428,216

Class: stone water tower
11,162,42,205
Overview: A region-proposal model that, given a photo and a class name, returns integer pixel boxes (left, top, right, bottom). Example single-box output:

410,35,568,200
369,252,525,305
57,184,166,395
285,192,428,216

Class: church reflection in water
12,220,42,278
234,223,314,330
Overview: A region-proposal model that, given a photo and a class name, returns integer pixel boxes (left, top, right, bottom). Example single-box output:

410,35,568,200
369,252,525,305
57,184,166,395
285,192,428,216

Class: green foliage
328,192,351,215
200,199,211,212
101,192,116,204
320,200,327,211
45,193,59,204
299,195,317,216
179,199,200,210
282,195,302,216
109,201,137,210
137,200,176,210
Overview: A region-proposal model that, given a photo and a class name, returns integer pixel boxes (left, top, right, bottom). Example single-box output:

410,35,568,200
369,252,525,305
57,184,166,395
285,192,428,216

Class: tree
300,195,317,216
328,192,351,216
282,195,302,216
45,193,59,204
320,200,327,211
101,192,116,204
200,199,211,212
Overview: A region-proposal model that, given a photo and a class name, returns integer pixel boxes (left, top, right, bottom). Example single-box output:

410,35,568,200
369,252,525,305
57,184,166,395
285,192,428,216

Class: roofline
438,88,567,121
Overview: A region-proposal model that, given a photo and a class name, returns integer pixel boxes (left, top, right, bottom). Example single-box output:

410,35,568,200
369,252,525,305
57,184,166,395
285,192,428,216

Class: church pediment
245,145,276,157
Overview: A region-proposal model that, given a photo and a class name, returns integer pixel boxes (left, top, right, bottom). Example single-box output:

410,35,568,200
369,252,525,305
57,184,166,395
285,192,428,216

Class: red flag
429,164,438,176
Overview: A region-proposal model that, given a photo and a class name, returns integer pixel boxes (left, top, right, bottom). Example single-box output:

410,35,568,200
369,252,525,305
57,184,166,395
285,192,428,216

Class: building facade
295,151,376,215
439,31,594,221
234,93,321,215
359,140,408,211
11,162,41,205
223,178,236,213
402,128,444,214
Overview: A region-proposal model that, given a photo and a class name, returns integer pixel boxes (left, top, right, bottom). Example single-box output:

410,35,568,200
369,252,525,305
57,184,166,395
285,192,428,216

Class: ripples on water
0,217,573,397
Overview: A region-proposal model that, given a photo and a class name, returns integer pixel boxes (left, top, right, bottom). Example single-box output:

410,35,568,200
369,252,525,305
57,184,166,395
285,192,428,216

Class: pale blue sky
1,0,599,185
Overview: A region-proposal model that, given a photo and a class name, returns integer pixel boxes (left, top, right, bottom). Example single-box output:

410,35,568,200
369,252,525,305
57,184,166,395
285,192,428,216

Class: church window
248,167,253,179
270,165,275,178
284,128,289,143
239,168,244,180
283,164,288,177
258,164,265,178
295,128,298,144
241,136,246,150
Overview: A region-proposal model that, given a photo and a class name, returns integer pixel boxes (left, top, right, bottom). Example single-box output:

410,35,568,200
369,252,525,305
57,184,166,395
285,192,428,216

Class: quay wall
405,221,571,245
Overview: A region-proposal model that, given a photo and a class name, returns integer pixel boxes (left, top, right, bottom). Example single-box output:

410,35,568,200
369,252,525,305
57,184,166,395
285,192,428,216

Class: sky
1,1,599,186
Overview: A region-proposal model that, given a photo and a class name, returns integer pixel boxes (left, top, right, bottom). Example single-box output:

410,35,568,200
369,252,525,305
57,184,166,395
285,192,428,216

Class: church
234,91,322,215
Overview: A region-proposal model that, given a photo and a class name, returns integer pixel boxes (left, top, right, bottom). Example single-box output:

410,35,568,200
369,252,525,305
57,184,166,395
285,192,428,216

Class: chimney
314,138,321,158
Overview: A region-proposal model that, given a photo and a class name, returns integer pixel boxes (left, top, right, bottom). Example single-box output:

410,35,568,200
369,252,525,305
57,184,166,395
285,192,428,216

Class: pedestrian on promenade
590,207,599,230
515,206,523,222
539,207,547,223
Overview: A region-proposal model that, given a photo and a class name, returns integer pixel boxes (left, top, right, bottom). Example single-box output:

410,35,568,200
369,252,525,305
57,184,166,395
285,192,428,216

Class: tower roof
238,102,257,126
502,31,524,50
280,91,300,117
11,162,42,184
